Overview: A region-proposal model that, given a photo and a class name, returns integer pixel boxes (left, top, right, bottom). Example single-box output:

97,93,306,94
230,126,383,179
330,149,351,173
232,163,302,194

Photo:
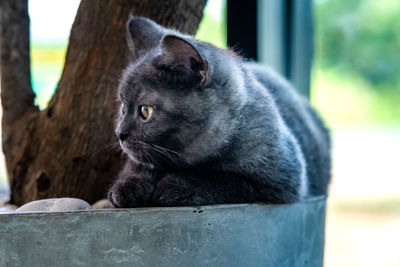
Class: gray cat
108,16,331,208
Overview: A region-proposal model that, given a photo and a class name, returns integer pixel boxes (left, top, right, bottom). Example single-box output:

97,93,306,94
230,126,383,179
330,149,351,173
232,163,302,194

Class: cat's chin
119,141,136,158
122,147,156,170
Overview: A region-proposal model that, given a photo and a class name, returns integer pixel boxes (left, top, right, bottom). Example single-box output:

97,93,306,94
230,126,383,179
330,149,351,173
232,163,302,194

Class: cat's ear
160,35,209,85
126,15,164,60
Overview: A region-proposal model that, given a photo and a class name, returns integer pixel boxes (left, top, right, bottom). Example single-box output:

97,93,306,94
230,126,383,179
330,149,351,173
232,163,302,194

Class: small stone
92,199,112,209
16,198,92,212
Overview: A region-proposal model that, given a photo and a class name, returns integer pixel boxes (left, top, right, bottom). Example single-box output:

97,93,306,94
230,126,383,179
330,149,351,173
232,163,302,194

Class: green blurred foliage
316,0,400,86
312,0,400,126
196,2,226,48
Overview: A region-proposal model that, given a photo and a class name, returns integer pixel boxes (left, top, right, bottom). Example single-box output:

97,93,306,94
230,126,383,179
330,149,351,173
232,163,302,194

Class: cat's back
246,63,331,195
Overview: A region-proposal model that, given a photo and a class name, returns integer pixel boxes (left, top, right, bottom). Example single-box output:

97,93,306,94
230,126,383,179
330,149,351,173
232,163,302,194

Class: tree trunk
0,0,207,206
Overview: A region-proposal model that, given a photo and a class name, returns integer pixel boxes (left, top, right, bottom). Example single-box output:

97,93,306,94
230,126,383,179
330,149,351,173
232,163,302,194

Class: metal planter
0,196,326,267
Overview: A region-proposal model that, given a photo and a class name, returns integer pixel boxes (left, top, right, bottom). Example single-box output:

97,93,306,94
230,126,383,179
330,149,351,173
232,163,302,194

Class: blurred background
0,0,399,266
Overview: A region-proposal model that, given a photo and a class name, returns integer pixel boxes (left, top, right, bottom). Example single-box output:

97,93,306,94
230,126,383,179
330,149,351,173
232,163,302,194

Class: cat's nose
118,132,129,142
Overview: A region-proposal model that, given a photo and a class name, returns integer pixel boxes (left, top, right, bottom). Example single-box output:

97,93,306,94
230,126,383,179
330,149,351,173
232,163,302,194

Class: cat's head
116,16,245,168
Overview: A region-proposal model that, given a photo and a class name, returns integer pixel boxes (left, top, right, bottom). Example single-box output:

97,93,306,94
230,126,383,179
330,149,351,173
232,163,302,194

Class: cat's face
116,17,236,168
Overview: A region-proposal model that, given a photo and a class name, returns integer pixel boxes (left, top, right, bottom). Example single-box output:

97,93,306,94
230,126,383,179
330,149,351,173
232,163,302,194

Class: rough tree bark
0,0,207,206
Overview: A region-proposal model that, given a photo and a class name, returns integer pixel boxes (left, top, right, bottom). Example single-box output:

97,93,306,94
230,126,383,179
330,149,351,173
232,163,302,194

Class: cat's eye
139,105,153,120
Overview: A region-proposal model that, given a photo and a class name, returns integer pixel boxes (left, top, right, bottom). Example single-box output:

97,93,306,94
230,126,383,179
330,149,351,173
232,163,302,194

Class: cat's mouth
120,140,150,160
120,139,182,168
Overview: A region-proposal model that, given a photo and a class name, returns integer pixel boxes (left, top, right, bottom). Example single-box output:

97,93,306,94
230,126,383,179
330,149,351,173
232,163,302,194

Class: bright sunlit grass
31,43,66,108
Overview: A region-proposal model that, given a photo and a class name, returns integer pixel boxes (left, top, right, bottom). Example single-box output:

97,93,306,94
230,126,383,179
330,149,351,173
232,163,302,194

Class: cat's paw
108,178,154,208
152,175,213,206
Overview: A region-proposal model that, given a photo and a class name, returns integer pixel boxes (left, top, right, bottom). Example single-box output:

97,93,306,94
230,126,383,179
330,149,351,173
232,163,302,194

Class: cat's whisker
149,145,180,164
143,150,160,169
158,146,181,157
149,147,173,163
88,140,122,163
150,144,181,157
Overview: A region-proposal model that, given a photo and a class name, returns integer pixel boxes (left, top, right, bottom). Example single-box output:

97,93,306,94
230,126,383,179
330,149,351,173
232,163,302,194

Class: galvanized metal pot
0,196,326,267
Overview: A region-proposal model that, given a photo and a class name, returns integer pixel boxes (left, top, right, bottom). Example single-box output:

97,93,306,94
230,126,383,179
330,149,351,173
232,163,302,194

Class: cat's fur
108,16,331,207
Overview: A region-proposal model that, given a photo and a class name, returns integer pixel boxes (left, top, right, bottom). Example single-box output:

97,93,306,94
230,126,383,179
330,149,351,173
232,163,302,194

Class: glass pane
312,0,400,266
